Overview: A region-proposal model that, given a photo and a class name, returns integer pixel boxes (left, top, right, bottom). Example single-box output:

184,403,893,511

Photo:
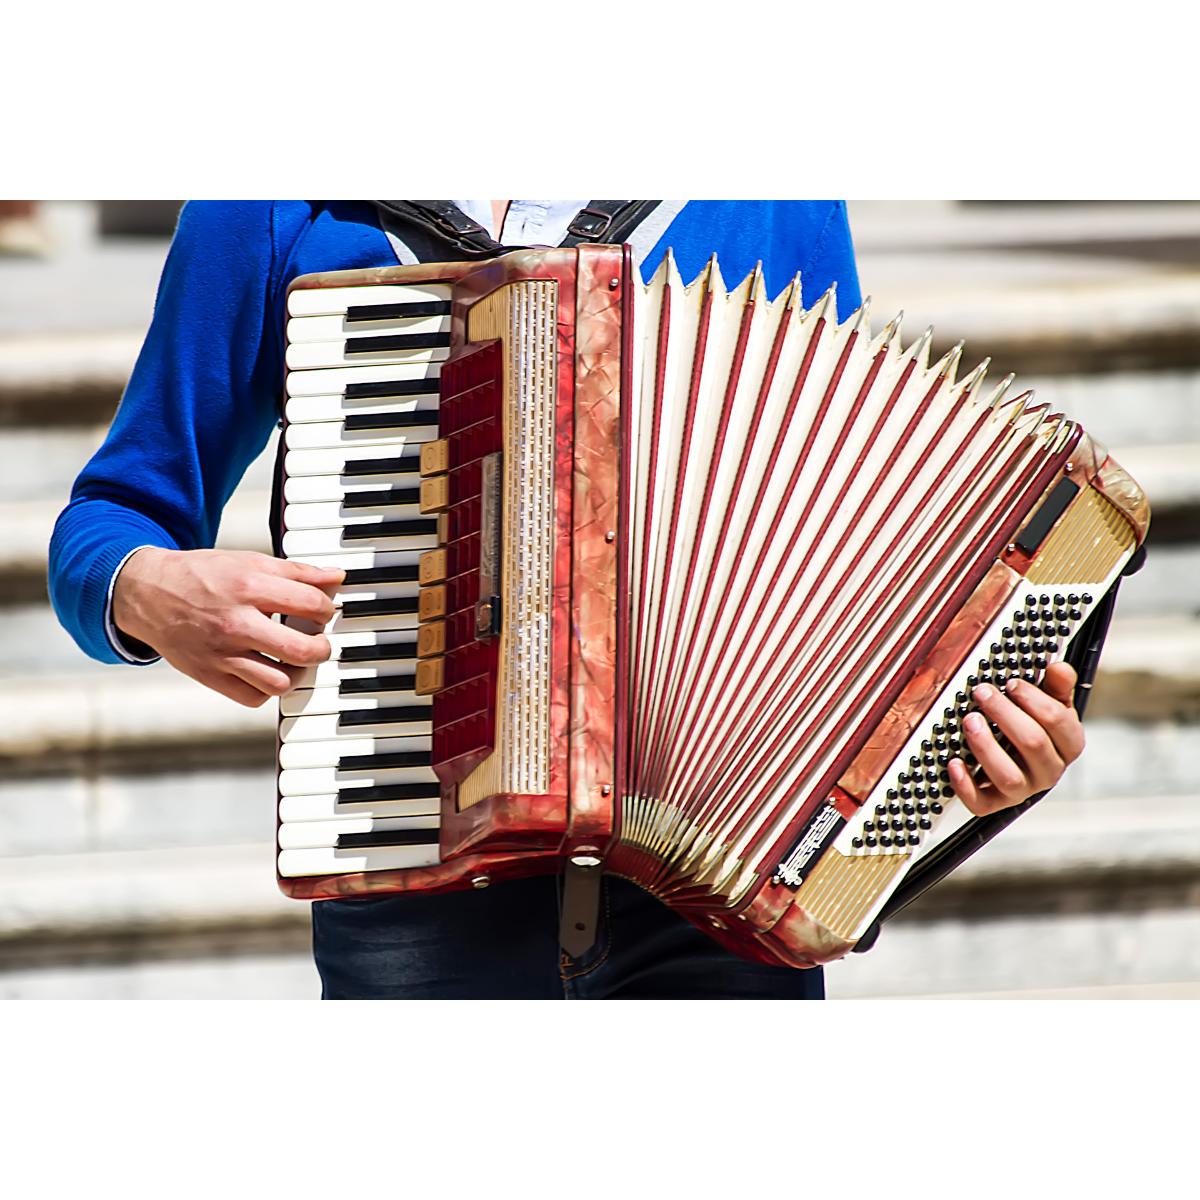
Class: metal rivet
471,875,490,889
1065,461,1074,472
601,784,612,797
605,529,616,543
1006,542,1016,554
608,277,620,290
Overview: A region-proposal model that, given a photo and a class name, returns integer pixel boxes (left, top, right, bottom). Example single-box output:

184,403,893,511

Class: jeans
312,874,824,1000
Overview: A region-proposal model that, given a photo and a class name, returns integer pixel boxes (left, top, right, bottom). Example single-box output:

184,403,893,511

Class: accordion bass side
275,245,1150,968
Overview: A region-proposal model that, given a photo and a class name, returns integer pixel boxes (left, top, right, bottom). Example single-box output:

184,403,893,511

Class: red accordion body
275,245,1149,968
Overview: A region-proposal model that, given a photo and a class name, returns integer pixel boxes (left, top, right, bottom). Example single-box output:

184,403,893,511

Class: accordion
274,244,1149,968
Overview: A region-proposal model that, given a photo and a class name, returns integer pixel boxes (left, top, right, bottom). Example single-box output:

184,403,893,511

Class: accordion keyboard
276,281,453,878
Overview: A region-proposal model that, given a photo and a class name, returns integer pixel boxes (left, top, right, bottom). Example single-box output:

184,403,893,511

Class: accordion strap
374,200,662,256
561,200,661,245
373,201,510,258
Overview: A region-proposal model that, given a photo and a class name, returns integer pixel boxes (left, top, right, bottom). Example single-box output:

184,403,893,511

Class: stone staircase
1,201,1197,998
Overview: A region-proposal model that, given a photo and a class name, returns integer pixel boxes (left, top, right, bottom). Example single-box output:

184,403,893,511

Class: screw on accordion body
272,245,1150,969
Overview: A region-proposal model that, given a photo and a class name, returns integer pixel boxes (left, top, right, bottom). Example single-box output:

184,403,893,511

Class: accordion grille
457,282,557,807
1026,486,1131,585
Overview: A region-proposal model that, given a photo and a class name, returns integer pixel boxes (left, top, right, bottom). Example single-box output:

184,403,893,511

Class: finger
196,669,272,709
972,682,1064,788
946,756,988,815
269,558,346,588
240,609,333,666
250,577,337,624
961,709,1029,802
1003,675,1086,764
1041,661,1078,706
225,652,303,699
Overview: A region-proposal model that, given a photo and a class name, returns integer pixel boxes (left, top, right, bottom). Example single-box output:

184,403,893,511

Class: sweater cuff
104,545,161,664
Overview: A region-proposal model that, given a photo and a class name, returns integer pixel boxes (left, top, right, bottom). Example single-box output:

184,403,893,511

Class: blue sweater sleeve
49,201,289,665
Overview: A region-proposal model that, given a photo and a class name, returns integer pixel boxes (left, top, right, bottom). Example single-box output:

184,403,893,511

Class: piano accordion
274,244,1150,968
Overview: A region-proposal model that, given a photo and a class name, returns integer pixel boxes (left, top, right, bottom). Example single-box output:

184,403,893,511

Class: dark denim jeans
312,874,824,999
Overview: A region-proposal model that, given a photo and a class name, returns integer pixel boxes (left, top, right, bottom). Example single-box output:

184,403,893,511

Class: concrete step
1090,615,1200,721
827,902,1200,998
0,842,307,966
0,764,275,859
0,482,275,605
0,486,275,572
0,423,278,505
849,200,1200,254
0,950,317,1000
0,669,272,760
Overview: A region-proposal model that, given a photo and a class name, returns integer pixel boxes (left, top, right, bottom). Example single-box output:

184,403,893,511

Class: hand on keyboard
112,547,344,707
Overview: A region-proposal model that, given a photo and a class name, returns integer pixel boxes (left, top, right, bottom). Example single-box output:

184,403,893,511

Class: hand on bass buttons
947,662,1085,816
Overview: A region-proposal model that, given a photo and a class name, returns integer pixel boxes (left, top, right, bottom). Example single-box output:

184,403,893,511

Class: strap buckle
567,206,615,241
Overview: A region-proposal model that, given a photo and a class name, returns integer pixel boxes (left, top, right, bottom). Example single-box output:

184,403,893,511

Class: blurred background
0,199,1196,999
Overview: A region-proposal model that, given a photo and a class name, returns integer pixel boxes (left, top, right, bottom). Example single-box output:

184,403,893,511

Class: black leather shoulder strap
561,200,662,246
373,201,513,259
376,200,663,257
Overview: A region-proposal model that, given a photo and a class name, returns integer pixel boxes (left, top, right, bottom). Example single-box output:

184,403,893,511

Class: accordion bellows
276,246,1148,969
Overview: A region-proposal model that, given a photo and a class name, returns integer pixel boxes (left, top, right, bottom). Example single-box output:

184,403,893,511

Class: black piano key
338,640,418,664
342,565,420,586
344,518,437,541
340,596,420,619
343,378,439,401
336,828,441,849
338,749,431,771
343,332,451,355
343,410,439,433
341,452,421,477
339,674,416,696
344,301,451,323
341,487,420,510
336,781,440,804
338,705,433,729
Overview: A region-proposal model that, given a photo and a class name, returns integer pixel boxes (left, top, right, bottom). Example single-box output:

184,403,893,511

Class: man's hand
112,547,344,708
947,661,1085,815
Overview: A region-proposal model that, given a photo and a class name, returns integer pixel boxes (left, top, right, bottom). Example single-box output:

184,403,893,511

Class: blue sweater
49,200,861,664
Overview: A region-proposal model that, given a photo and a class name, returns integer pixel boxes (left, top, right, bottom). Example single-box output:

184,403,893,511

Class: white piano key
285,360,442,399
286,311,450,344
278,843,441,877
287,548,425,574
281,525,437,557
278,734,429,771
330,579,419,601
287,282,452,318
286,340,449,372
283,499,423,531
279,792,440,823
278,814,440,851
281,683,418,718
285,419,437,451
284,470,421,503
285,395,438,426
297,661,412,692
280,708,432,743
285,390,438,425
284,443,423,477
279,762,437,797
284,474,419,504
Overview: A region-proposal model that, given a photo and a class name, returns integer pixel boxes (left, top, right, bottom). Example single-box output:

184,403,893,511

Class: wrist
111,545,170,651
